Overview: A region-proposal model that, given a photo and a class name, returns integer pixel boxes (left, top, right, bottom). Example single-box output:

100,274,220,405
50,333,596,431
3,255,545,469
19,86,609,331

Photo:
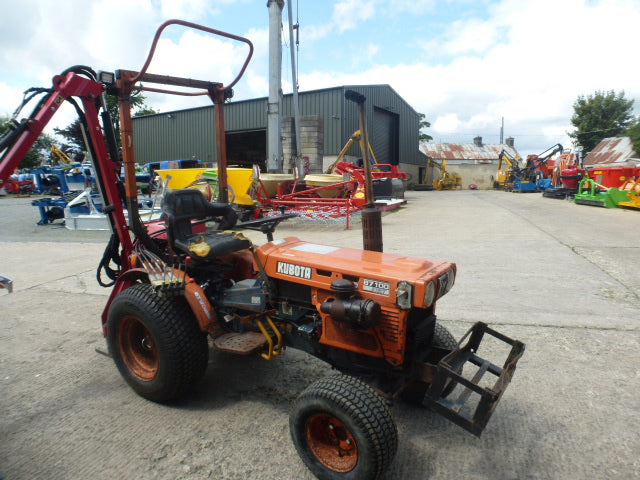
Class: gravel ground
1,190,639,480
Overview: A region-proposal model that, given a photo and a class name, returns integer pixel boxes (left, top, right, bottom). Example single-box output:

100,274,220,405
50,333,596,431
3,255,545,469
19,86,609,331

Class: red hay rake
251,170,367,228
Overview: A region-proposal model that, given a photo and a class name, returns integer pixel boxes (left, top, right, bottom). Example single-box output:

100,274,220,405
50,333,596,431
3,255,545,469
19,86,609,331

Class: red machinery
542,150,585,199
0,21,525,480
560,163,637,194
560,165,587,190
250,127,408,224
588,166,637,188
0,171,35,195
326,129,408,181
250,169,403,227
251,164,368,226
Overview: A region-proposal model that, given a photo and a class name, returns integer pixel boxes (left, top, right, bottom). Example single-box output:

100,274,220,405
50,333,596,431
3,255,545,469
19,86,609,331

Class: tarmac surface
1,189,639,480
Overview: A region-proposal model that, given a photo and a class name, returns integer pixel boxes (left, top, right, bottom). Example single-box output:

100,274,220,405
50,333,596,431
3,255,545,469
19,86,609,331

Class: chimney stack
474,136,482,147
506,137,514,148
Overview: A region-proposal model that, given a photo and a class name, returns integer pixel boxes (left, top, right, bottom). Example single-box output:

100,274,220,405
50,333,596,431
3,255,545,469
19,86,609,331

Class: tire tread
107,283,208,402
293,375,398,479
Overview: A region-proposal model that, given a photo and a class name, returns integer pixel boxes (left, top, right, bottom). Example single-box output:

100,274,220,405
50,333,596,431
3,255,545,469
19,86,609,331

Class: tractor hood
256,237,456,309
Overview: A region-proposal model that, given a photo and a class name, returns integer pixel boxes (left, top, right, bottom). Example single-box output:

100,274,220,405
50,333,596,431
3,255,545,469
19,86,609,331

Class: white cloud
0,2,261,131
304,0,377,40
297,0,640,156
245,71,269,98
303,24,334,42
366,44,380,62
135,28,263,113
0,83,24,118
437,19,500,56
333,0,377,33
159,0,221,20
384,0,437,15
1,0,639,160
433,113,462,132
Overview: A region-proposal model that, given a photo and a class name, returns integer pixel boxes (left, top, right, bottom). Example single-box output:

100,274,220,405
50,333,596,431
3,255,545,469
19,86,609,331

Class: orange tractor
0,21,524,480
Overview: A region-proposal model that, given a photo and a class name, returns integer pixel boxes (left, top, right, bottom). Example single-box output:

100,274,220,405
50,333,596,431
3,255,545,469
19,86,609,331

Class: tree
53,119,85,156
627,119,640,156
0,116,55,169
418,113,433,143
569,90,634,153
54,94,158,153
104,93,158,144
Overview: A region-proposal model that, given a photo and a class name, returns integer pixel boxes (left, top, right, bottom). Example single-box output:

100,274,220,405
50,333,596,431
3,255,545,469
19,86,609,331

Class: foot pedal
213,332,267,355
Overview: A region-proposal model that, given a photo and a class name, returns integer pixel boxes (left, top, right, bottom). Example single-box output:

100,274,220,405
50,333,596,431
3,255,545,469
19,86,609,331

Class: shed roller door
372,107,399,166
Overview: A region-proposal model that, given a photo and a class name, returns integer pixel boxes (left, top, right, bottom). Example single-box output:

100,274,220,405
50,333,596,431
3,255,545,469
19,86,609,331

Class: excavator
0,20,525,480
493,149,522,190
512,143,563,192
50,145,75,165
431,158,462,190
411,157,461,191
493,145,563,192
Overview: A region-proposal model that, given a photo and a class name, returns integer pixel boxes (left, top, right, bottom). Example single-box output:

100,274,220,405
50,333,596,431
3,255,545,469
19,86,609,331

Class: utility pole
267,0,284,173
287,0,302,171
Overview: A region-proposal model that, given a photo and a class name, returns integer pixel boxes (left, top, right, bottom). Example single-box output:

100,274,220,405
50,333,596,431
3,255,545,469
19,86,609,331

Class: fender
101,268,224,338
183,278,225,337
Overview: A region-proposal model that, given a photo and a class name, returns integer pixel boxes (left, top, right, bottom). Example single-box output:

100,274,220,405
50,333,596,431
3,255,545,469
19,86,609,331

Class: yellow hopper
155,167,255,206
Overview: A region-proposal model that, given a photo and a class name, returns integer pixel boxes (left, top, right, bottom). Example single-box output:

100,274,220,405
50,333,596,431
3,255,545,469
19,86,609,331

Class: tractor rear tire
289,375,398,480
106,283,208,403
401,324,458,406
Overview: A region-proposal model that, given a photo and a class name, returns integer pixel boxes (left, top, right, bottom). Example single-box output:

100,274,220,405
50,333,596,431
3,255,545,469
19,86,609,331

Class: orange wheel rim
306,413,358,472
118,316,158,381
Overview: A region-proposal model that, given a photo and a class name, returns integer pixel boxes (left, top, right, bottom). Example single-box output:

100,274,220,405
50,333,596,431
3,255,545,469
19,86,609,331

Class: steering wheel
236,214,297,241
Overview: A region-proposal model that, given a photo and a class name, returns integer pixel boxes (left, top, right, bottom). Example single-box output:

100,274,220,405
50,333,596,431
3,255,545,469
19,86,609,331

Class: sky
1,0,639,158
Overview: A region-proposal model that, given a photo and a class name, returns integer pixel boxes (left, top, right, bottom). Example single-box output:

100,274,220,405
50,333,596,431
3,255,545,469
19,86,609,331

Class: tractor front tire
401,323,458,405
289,375,398,480
106,283,208,403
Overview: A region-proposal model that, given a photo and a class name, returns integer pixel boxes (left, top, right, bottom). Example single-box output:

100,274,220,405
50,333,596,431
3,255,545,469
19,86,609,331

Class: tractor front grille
379,306,402,344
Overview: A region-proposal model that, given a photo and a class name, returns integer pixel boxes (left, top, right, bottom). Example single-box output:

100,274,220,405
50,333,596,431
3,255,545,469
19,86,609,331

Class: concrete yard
1,189,639,480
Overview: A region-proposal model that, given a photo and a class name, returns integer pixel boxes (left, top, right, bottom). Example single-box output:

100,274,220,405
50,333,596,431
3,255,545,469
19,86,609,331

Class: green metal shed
132,84,426,175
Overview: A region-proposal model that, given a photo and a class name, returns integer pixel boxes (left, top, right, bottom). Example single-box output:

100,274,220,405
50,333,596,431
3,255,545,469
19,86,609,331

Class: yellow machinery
617,177,640,210
155,167,255,206
50,145,74,165
431,158,462,190
325,129,378,173
493,149,522,190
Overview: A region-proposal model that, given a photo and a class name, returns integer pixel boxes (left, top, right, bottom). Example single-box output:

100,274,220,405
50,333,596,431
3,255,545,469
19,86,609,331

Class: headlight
437,270,455,298
98,70,115,85
424,280,436,307
448,269,456,291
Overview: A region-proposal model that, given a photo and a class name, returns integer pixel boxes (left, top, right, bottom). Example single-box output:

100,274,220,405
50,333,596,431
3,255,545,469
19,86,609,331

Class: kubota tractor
0,20,525,480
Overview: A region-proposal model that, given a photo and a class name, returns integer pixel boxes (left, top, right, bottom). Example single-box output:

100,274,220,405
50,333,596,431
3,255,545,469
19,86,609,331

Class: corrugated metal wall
133,107,218,166
284,89,343,157
132,85,422,167
225,98,268,131
337,85,420,166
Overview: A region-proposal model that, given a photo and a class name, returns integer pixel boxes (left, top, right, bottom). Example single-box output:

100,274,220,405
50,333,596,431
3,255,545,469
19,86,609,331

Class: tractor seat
162,188,251,261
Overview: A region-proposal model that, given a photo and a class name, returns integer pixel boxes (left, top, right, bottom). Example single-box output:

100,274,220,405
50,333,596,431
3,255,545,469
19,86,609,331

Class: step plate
213,332,267,355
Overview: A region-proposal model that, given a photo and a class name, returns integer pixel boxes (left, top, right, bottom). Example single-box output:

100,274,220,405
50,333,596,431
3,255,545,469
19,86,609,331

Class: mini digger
0,21,525,480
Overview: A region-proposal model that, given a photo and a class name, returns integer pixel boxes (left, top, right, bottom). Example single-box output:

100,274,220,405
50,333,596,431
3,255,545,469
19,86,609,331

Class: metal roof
583,137,638,165
421,142,518,160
